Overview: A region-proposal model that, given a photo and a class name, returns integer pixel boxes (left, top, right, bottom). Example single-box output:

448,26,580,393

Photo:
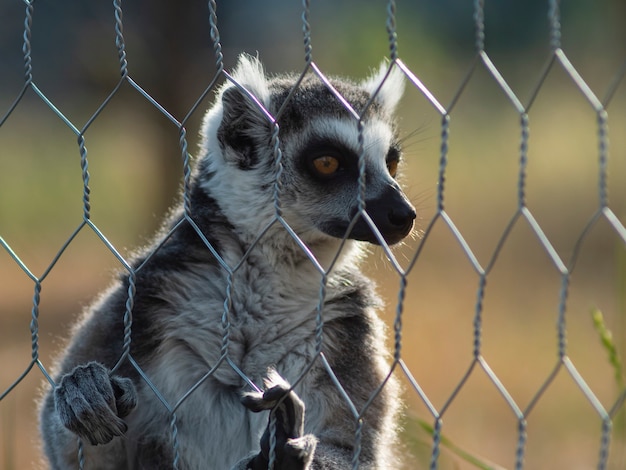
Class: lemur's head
198,54,415,248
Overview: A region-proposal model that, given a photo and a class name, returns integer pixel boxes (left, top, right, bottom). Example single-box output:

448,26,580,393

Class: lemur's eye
312,155,340,176
386,145,401,178
386,159,399,178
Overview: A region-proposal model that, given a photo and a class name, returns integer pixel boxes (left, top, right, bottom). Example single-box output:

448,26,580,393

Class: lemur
39,54,415,469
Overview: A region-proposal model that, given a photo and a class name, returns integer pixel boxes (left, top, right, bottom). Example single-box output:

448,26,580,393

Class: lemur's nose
366,187,416,245
388,205,416,230
348,186,416,245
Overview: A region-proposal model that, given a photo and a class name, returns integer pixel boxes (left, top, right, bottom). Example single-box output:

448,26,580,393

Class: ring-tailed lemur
39,54,415,469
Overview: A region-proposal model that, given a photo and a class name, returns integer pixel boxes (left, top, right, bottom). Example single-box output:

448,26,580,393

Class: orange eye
387,159,399,178
312,155,340,175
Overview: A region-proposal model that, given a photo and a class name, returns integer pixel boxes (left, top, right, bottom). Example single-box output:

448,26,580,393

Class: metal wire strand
386,0,398,61
0,3,625,470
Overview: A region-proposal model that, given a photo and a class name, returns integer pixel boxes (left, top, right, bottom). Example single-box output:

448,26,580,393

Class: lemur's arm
41,362,137,469
232,371,317,470
52,361,137,445
39,283,142,469
232,369,380,470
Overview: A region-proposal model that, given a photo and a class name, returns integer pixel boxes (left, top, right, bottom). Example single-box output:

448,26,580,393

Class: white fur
360,61,405,114
228,54,272,108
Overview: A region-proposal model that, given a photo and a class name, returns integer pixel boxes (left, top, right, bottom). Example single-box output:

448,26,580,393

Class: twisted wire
170,413,181,470
514,419,527,470
208,0,224,73
180,126,193,215
472,275,486,358
597,418,612,470
351,419,363,470
474,0,485,52
429,418,442,470
77,439,84,470
220,273,234,359
30,282,42,361
109,269,136,376
22,0,34,84
437,114,450,212
271,123,284,217
268,411,277,470
77,134,92,220
392,276,407,362
315,276,327,355
386,0,398,61
302,0,312,64
556,274,570,359
113,0,128,77
121,273,136,360
597,109,609,208
548,0,561,52
356,120,366,213
518,113,529,208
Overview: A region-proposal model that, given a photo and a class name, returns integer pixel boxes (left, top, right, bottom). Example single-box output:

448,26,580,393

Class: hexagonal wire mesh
1,0,625,469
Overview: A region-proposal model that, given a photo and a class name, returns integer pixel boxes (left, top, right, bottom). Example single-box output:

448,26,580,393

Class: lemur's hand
241,371,317,470
54,361,137,445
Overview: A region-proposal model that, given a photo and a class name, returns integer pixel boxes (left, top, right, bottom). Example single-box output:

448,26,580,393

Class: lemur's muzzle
350,185,416,245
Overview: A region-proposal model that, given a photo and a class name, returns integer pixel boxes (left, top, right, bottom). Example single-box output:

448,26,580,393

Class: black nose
353,186,416,245
389,205,416,232
376,200,415,245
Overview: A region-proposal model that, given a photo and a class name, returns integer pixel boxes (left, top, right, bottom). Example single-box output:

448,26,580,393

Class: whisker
398,125,433,150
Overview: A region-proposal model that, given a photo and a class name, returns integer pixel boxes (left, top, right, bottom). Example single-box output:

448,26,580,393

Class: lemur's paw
54,361,137,445
280,435,317,468
241,371,317,470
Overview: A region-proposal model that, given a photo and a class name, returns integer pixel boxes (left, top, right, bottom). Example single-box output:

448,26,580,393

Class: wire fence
1,0,626,469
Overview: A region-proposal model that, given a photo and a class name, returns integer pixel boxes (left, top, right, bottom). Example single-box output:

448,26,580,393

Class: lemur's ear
229,54,271,106
217,54,272,169
360,61,405,114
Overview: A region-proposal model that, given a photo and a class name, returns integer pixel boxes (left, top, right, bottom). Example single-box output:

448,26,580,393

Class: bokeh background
1,1,625,469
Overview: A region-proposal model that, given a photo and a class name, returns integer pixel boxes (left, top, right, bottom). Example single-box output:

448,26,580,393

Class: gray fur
39,54,415,469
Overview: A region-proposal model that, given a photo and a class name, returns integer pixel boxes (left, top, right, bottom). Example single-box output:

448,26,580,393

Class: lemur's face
284,111,415,246
201,56,415,246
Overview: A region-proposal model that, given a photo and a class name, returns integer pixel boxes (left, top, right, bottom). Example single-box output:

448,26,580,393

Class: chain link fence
1,0,625,469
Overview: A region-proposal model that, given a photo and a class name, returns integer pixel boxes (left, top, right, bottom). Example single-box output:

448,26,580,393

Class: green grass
591,308,625,391
402,415,508,470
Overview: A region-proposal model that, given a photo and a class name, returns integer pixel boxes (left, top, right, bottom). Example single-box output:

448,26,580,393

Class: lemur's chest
131,261,352,468
135,282,326,468
153,259,325,385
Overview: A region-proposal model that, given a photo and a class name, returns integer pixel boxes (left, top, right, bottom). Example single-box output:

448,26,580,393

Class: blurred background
1,1,625,468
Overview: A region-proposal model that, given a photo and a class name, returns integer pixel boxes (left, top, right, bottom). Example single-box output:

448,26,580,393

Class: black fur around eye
300,139,357,181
